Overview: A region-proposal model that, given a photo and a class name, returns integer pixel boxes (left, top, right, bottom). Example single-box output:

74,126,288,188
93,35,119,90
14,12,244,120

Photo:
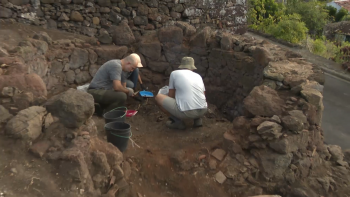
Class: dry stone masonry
0,0,248,44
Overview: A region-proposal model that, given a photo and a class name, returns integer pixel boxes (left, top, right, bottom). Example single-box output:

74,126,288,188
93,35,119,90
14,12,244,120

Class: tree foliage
286,0,329,36
248,0,308,43
326,5,337,18
265,14,308,44
335,8,349,22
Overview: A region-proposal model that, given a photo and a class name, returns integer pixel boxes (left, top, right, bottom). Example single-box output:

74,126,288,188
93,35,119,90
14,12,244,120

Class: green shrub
265,14,308,44
311,39,327,56
341,14,350,21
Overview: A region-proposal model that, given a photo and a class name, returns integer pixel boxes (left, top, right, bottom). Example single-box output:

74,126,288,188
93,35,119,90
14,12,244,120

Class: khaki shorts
162,97,207,119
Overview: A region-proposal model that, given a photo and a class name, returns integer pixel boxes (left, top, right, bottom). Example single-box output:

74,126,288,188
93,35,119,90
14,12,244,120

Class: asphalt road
322,73,350,150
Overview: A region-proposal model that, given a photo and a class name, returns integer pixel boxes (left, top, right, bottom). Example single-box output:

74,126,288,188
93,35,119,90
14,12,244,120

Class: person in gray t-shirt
87,53,143,115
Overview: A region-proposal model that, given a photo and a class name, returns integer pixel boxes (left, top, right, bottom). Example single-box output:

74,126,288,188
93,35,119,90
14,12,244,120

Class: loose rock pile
217,60,350,196
0,0,248,41
1,88,131,196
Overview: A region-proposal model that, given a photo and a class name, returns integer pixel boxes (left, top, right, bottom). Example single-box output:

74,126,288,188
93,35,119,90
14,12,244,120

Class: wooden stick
129,138,141,148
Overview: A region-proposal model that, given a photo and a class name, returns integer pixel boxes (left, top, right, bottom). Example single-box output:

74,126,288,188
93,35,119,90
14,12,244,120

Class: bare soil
93,98,233,197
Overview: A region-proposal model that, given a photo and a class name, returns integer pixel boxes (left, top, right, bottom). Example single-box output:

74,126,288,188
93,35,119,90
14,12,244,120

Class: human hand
127,88,134,97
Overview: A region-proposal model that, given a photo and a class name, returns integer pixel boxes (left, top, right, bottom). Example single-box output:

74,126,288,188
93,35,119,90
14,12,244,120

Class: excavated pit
0,21,349,197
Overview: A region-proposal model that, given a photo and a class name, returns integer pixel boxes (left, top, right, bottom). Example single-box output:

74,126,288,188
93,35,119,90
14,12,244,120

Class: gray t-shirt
169,70,207,111
89,60,126,90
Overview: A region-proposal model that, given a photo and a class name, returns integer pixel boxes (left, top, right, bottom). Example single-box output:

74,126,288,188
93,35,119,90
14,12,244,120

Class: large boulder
50,60,64,74
70,11,84,22
137,4,149,16
28,38,49,55
109,11,123,24
67,48,89,69
243,85,284,117
301,88,323,109
251,46,273,67
33,32,53,45
97,0,111,6
257,121,283,140
89,64,100,77
281,116,304,132
138,40,161,61
44,89,94,128
327,145,344,162
13,92,35,110
5,106,47,141
268,131,308,154
256,149,293,180
81,27,97,37
0,105,13,123
0,74,47,97
158,26,183,44
88,49,98,64
291,80,324,94
220,33,233,51
27,55,48,77
145,0,158,7
75,71,91,84
0,6,13,18
98,29,113,44
94,46,128,64
133,16,148,26
111,22,136,45
147,60,170,73
189,27,212,48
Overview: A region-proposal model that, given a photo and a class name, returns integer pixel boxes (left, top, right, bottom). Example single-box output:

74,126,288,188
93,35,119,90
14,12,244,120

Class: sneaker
166,120,186,130
193,118,203,128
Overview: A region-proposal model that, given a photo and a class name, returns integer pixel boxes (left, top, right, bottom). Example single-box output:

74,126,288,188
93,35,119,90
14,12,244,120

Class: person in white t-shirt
155,57,208,130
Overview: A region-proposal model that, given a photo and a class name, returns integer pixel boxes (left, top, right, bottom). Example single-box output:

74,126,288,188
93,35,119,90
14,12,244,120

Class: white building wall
326,1,342,12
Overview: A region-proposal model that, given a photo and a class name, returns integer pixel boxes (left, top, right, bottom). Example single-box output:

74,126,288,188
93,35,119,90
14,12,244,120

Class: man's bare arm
113,80,130,94
168,89,175,98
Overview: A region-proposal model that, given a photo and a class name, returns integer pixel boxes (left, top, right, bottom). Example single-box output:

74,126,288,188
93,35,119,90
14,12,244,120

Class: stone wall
0,0,247,44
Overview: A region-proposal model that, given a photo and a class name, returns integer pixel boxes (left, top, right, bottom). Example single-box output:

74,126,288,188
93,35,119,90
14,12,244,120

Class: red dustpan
126,110,138,117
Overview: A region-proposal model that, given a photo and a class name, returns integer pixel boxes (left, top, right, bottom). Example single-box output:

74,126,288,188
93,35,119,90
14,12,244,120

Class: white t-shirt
169,70,208,111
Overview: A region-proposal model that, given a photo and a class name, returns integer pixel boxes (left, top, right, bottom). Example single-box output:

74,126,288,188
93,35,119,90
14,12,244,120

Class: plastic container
103,107,127,123
126,110,138,117
105,121,132,152
139,91,154,97
158,86,169,95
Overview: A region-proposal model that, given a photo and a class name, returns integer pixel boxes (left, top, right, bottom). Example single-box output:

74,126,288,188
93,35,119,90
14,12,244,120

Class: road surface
322,74,350,150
